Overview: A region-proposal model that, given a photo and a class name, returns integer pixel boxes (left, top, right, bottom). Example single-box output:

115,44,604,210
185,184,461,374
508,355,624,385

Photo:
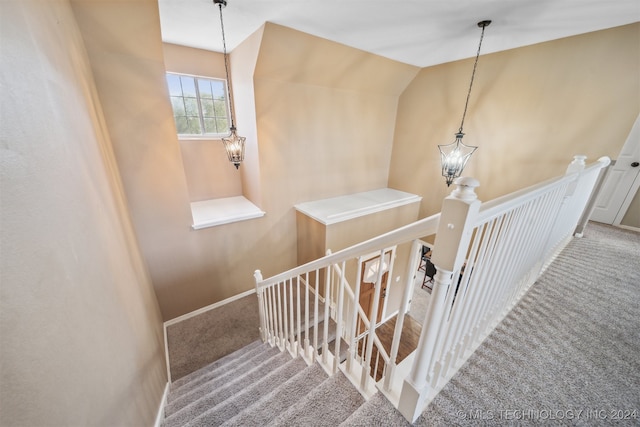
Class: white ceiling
158,0,639,68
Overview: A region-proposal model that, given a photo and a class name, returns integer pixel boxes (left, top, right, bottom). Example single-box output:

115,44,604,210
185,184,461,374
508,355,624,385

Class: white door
591,114,640,224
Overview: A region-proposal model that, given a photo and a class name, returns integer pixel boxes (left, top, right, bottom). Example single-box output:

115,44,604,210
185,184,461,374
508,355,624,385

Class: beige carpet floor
166,294,261,381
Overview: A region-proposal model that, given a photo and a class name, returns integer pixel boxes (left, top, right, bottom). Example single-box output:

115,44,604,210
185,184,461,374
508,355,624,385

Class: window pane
213,99,227,117
200,99,215,117
166,74,183,97
216,118,229,133
198,79,213,99
181,76,197,97
184,97,199,116
186,117,202,134
165,73,230,136
170,97,186,115
175,116,189,134
212,81,226,100
203,118,217,134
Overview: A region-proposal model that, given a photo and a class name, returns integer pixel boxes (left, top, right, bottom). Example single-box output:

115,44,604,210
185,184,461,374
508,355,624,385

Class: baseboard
154,381,170,427
164,288,257,327
163,288,257,384
617,224,640,233
383,309,399,324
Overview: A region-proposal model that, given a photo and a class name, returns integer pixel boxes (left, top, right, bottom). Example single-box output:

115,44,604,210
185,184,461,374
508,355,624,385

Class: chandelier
438,20,491,186
214,0,245,169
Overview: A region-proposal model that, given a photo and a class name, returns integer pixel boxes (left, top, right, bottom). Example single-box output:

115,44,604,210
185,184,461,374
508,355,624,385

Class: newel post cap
451,177,480,202
566,155,587,174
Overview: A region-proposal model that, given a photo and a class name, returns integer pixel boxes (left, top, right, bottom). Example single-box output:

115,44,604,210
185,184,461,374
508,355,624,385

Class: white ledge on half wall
190,196,265,230
294,188,422,225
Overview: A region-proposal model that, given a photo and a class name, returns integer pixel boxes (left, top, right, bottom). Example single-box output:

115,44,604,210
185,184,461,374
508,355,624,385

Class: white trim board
164,288,256,327
295,188,421,226
617,224,640,233
191,196,265,229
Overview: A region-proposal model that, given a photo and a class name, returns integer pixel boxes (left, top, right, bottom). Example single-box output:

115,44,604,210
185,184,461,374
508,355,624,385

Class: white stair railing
255,212,441,384
255,155,610,420
397,155,610,422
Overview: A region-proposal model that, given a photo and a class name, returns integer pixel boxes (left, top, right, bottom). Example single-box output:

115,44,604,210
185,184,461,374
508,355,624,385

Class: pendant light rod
214,0,236,130
458,20,491,133
438,19,492,187
213,0,246,169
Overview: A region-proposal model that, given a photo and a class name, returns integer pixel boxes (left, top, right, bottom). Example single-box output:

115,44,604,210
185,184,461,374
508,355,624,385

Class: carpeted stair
161,340,378,427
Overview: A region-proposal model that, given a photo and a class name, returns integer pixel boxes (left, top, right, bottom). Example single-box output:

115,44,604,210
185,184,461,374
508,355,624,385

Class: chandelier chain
458,23,487,133
218,3,236,129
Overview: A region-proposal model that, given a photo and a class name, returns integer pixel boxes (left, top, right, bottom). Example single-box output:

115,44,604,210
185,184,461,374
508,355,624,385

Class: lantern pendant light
214,0,245,169
438,20,491,186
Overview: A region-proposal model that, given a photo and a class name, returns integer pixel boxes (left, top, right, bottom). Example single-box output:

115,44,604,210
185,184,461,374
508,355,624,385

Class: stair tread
170,340,263,390
163,350,291,424
168,343,274,404
165,345,281,416
184,357,310,427
340,392,411,427
221,363,328,427
270,370,365,426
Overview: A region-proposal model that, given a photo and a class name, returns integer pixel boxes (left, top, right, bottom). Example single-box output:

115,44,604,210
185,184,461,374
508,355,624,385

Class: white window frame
166,72,232,140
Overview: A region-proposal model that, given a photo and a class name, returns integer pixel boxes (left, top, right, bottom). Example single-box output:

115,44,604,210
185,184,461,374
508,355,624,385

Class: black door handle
632,162,640,167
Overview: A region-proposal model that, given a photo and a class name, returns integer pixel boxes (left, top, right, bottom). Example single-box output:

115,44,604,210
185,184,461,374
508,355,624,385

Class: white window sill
190,196,265,230
178,135,226,141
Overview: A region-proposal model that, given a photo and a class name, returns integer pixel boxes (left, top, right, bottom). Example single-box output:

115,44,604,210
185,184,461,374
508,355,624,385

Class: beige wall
127,22,418,320
16,0,636,327
389,23,640,217
87,17,638,322
163,43,243,201
69,0,214,320
621,187,640,228
0,1,166,425
247,23,420,317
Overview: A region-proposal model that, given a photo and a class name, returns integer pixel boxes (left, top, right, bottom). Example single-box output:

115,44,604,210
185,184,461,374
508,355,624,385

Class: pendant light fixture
214,0,245,169
438,20,491,186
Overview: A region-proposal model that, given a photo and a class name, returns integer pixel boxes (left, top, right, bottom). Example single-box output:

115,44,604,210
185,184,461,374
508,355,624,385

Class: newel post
575,156,611,237
564,154,587,197
254,270,266,343
398,177,481,422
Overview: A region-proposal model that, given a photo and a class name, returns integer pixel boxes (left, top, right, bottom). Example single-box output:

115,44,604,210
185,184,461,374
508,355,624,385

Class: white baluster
276,282,283,349
384,239,421,391
334,260,346,373
268,286,276,346
289,278,295,356
283,280,289,352
304,271,310,361
322,265,331,365
296,276,301,357
347,257,363,373
254,270,266,342
361,248,386,391
313,269,319,358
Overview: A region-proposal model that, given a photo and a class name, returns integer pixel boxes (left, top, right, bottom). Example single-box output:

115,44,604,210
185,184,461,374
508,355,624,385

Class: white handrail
257,213,441,287
477,157,610,222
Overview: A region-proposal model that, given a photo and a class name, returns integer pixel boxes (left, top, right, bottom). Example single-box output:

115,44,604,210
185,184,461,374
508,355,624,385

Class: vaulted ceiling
158,0,639,67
